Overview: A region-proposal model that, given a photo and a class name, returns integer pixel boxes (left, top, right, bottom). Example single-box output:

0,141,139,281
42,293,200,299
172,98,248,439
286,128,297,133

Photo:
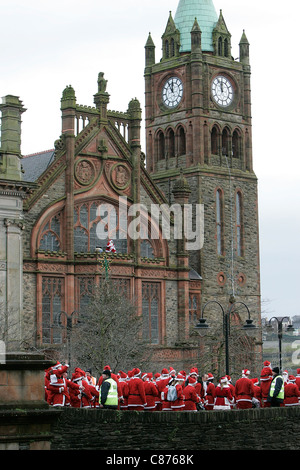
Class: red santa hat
251,378,259,386
189,367,198,377
105,239,116,253
132,367,141,377
118,370,128,381
179,370,186,378
142,372,148,381
103,365,112,372
220,376,228,384
52,361,62,370
242,369,250,376
289,375,296,383
207,373,214,381
176,373,185,382
72,368,85,382
264,361,271,367
147,372,153,381
169,367,176,376
127,370,133,380
297,369,300,376
161,368,169,377
154,373,161,381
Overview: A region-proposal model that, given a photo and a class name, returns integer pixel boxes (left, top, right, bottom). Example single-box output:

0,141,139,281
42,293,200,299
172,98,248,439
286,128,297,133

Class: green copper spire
174,0,218,52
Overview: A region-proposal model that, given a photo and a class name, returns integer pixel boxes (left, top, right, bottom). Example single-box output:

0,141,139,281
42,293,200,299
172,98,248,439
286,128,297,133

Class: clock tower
144,0,261,336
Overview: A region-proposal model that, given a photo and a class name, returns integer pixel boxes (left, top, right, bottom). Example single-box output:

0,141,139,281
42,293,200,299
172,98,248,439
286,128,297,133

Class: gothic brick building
0,0,262,376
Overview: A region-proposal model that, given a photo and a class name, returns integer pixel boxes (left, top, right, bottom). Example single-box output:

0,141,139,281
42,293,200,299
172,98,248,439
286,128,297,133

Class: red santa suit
251,378,262,407
155,369,170,411
47,375,70,407
213,377,234,410
142,373,158,412
284,376,299,406
260,361,272,407
204,374,215,410
127,368,147,411
183,377,200,411
118,371,129,410
234,369,255,409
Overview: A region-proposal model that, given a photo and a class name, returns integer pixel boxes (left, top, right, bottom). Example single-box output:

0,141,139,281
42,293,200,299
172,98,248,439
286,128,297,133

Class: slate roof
22,149,55,182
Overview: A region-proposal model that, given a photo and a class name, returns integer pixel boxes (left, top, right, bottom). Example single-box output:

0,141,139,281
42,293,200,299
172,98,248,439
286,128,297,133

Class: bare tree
68,278,152,377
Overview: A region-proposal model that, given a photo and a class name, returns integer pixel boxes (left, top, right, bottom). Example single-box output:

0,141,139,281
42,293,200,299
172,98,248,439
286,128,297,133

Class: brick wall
51,407,300,450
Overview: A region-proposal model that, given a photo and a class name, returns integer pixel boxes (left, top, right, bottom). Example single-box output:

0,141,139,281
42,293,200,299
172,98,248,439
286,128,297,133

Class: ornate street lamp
195,299,257,375
54,310,79,370
267,316,294,372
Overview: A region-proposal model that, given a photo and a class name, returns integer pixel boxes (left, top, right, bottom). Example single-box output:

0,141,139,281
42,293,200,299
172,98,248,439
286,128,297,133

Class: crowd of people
44,360,300,411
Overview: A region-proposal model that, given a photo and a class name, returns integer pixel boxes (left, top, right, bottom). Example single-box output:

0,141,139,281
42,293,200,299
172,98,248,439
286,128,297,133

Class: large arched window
39,213,62,252
74,200,128,254
216,189,225,256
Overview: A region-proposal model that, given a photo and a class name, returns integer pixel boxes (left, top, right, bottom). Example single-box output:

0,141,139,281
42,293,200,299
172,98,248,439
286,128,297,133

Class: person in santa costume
127,368,147,411
170,373,185,411
284,375,299,407
47,365,71,407
118,371,129,410
204,373,215,411
142,372,158,412
155,368,170,411
282,369,289,384
160,377,174,411
183,376,200,411
45,362,69,405
260,360,273,407
213,376,234,410
251,378,262,407
234,369,255,409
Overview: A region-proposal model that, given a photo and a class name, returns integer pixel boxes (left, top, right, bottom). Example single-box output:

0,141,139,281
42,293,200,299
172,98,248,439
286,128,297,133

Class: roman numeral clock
211,75,234,107
162,76,183,108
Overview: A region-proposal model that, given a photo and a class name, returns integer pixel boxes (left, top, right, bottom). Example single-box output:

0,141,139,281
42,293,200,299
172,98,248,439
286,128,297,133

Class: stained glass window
142,282,160,345
42,277,63,344
39,215,62,252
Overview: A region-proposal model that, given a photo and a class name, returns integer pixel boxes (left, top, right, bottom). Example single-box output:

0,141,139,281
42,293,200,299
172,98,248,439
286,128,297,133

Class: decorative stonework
111,163,130,190
75,159,96,186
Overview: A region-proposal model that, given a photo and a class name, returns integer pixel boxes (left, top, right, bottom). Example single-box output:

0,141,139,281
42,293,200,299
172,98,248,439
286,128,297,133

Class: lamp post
54,310,79,370
267,316,294,372
195,299,257,376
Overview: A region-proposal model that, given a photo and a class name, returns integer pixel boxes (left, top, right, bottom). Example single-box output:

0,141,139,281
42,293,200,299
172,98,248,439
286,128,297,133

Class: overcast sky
0,0,299,320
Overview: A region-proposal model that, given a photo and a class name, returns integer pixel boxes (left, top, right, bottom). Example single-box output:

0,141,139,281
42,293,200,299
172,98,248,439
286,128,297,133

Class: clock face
211,75,234,107
162,77,183,108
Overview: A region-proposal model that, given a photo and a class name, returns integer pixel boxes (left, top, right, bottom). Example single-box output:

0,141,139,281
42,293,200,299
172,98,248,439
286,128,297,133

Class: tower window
211,126,218,155
157,131,165,160
232,130,241,158
167,128,175,158
178,126,186,156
